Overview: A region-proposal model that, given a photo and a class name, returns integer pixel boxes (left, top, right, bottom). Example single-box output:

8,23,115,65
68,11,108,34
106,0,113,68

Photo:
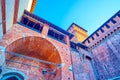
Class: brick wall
0,24,73,80
91,30,120,80
70,48,96,80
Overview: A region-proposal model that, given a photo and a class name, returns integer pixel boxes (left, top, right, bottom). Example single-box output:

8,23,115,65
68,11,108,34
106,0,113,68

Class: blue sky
34,0,120,35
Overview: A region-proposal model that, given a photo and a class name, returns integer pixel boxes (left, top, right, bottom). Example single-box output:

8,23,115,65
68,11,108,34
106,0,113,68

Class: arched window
1,72,25,80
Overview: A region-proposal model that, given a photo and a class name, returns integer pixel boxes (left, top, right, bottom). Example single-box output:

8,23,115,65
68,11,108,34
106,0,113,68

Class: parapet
83,10,120,48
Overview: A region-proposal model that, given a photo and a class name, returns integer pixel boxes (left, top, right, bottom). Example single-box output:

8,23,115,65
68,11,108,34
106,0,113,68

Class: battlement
83,10,120,48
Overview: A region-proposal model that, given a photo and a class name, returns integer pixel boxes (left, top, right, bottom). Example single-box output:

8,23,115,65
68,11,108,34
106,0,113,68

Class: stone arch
5,36,62,80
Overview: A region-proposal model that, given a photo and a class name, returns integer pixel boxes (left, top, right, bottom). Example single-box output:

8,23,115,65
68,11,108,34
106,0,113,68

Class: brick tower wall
91,29,120,80
82,10,120,80
70,48,96,80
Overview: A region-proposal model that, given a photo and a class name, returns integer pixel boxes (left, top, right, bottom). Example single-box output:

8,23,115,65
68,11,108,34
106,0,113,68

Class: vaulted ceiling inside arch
6,36,61,64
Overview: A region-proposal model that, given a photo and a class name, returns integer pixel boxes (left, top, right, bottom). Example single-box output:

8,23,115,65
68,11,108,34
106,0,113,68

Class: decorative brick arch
5,36,62,80
6,36,61,63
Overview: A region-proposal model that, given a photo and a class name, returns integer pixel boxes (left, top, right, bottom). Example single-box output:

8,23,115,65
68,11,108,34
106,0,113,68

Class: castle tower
67,23,88,43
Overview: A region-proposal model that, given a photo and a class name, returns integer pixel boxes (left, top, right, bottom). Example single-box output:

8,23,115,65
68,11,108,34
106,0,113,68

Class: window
27,20,35,28
48,29,65,43
21,17,28,25
55,33,59,38
1,72,25,80
6,76,19,80
48,29,54,37
34,24,43,32
59,34,64,40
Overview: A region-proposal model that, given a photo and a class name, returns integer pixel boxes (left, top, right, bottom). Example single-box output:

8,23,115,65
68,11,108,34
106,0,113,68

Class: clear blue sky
34,0,120,35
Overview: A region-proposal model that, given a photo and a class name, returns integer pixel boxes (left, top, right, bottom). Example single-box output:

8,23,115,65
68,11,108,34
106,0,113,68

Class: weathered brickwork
70,48,96,80
0,24,73,80
0,11,95,79
81,11,120,80
91,30,120,80
1,10,120,80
